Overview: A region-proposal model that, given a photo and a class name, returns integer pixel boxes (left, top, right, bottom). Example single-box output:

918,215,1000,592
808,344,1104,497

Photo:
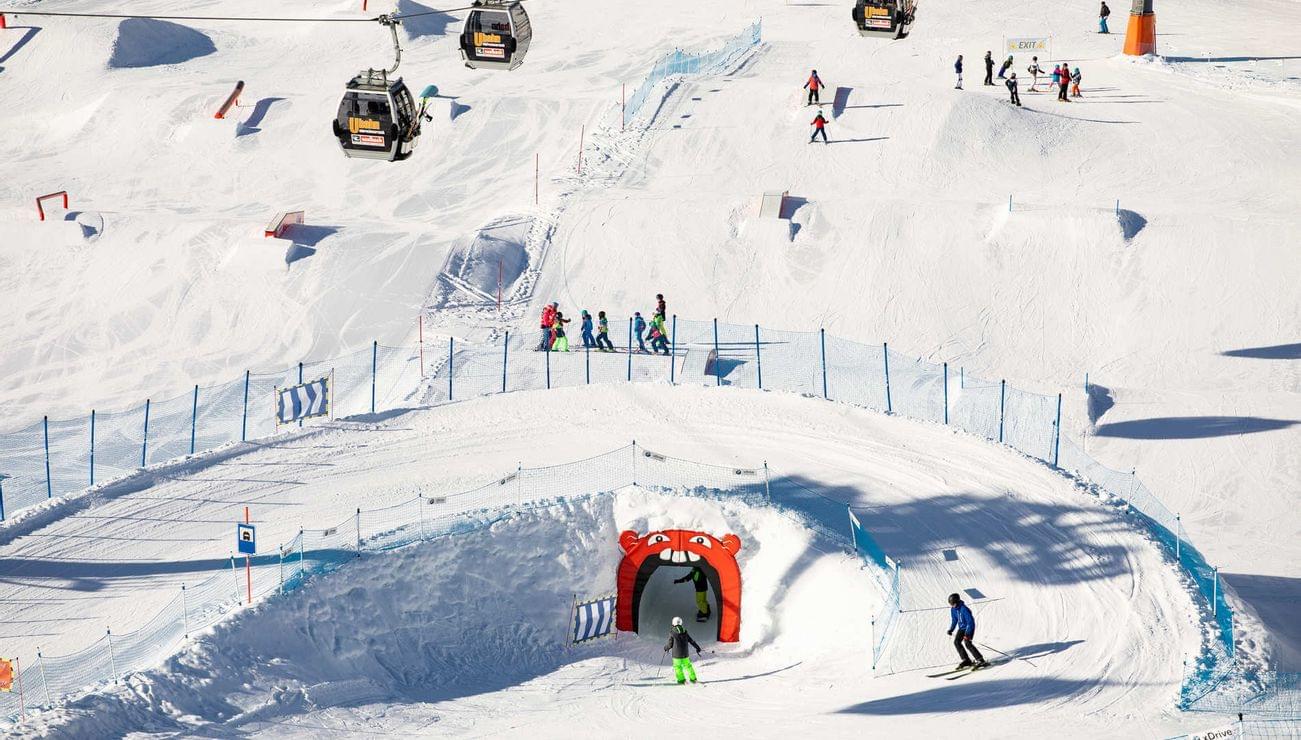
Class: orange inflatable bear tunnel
616,529,743,642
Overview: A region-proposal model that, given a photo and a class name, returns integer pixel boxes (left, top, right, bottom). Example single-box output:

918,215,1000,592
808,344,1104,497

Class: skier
1006,72,1022,107
998,55,1013,80
983,51,994,86
551,311,571,352
648,313,670,354
1027,57,1042,91
580,310,595,349
809,111,829,144
1058,62,1072,102
1070,66,1083,97
673,565,711,622
954,55,963,89
947,593,987,669
803,69,824,106
655,293,667,320
596,310,615,351
1099,0,1111,33
539,302,558,351
1050,64,1062,97
663,616,702,684
634,311,648,352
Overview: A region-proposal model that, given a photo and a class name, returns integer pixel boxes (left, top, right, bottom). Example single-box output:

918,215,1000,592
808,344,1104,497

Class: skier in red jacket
809,111,828,143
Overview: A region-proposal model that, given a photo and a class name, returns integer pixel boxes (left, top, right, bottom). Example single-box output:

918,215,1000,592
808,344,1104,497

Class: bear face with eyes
616,529,743,642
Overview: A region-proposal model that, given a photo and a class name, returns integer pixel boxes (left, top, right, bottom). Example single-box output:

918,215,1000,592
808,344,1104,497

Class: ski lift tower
1123,0,1156,56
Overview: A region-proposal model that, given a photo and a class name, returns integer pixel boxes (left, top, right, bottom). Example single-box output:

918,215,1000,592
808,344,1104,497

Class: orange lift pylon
1123,0,1156,56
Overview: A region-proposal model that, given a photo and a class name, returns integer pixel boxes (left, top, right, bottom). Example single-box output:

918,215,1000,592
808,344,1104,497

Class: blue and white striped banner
277,377,330,424
572,595,616,644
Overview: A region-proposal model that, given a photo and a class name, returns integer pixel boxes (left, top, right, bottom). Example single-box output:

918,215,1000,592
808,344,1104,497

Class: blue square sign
237,523,256,555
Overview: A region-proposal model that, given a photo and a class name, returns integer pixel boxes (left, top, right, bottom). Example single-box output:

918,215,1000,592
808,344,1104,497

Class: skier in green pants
664,616,702,684
673,566,711,622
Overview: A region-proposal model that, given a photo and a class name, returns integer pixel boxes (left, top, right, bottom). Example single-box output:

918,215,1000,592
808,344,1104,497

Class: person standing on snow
983,51,995,86
674,566,712,622
664,617,703,684
803,69,824,106
1006,73,1022,106
1070,66,1083,97
634,311,648,352
655,293,667,321
809,111,829,143
539,302,558,351
998,55,1013,80
1027,57,1042,90
579,310,596,349
954,55,964,89
1099,1,1111,33
596,311,615,351
551,311,571,352
1050,64,1062,96
947,593,987,669
648,313,670,354
1058,62,1072,102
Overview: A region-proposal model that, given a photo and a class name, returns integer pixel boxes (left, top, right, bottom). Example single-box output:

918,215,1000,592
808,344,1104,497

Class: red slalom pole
534,153,539,205
577,125,584,174
244,506,252,604
418,314,425,378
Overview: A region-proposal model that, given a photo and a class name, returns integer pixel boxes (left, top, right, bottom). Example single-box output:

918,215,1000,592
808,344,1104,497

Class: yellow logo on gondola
348,117,382,134
474,31,503,45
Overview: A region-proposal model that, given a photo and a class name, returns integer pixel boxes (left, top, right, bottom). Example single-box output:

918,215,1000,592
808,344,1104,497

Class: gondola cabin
332,70,421,161
852,0,916,39
460,0,531,70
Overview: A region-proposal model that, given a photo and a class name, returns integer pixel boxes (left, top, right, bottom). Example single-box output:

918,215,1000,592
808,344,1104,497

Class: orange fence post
214,81,245,120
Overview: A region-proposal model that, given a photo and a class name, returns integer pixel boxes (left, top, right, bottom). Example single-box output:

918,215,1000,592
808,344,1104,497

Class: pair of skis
926,658,1008,680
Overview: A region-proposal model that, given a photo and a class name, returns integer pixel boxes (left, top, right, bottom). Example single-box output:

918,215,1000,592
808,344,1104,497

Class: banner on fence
572,594,616,644
276,376,331,425
0,658,11,691
1005,36,1051,57
1182,722,1239,740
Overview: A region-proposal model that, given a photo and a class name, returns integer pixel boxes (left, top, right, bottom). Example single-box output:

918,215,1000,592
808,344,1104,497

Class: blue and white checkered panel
572,596,616,644
276,378,330,424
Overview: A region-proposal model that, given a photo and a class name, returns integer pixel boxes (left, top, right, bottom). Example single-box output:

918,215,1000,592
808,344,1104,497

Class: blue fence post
502,332,509,393
297,362,304,428
943,363,949,425
90,409,96,486
371,341,378,414
754,324,763,390
961,366,965,389
448,338,454,401
670,314,677,384
998,379,1006,443
545,343,551,389
1052,393,1062,467
626,318,633,381
43,415,52,498
141,400,151,467
820,328,828,399
189,385,199,455
0,476,5,520
713,318,721,386
241,370,250,442
883,344,893,413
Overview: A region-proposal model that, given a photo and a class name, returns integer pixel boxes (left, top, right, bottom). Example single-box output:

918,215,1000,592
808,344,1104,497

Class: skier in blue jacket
580,310,596,349
947,593,987,669
634,312,648,352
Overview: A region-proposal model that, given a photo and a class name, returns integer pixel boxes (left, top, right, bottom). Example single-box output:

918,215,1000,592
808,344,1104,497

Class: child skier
998,55,1013,79
947,593,987,669
596,311,615,351
674,566,712,622
655,293,666,320
634,311,648,352
551,311,571,352
1006,73,1022,107
663,617,702,684
803,69,824,105
580,310,595,349
1070,66,1083,97
983,51,994,86
1050,64,1062,97
1027,57,1042,91
809,112,829,144
954,54,963,89
648,314,670,354
539,302,558,351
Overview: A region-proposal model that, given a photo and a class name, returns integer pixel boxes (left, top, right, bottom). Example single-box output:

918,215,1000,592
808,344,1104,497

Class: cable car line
0,6,479,23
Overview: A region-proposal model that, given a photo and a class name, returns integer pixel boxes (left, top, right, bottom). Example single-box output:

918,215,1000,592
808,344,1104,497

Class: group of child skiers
537,294,671,354
958,52,1083,107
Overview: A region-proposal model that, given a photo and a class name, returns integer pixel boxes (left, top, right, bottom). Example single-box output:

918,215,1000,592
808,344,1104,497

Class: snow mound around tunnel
18,487,870,736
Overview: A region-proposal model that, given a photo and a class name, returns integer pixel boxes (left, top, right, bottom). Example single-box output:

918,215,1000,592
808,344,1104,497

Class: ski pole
977,641,1036,668
657,649,668,678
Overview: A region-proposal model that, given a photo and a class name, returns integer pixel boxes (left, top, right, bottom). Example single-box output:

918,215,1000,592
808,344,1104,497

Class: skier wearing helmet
664,616,703,684
947,593,987,669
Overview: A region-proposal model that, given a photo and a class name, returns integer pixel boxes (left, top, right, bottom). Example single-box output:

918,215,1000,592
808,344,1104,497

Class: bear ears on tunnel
619,529,741,556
